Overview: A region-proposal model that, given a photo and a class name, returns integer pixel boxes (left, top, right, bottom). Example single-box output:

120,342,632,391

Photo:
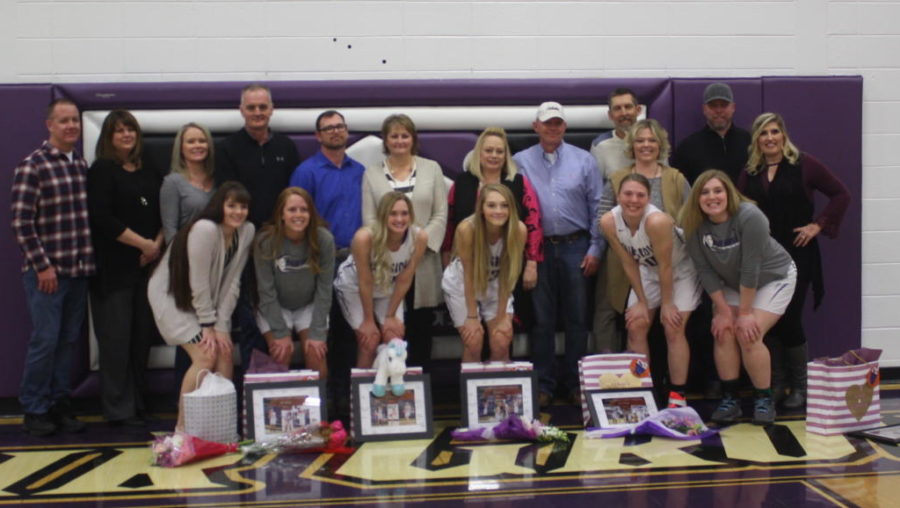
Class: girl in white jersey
334,192,428,368
443,184,526,362
599,173,701,408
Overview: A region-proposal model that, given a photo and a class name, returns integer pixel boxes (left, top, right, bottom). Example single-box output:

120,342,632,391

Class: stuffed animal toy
371,338,408,397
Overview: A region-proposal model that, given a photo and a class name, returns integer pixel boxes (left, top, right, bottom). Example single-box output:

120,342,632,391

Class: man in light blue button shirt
513,101,605,407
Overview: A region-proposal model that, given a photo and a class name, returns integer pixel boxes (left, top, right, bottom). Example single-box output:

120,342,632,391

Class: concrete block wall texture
0,1,897,353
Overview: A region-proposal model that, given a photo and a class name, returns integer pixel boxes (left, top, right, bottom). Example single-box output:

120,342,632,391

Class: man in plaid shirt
11,99,96,436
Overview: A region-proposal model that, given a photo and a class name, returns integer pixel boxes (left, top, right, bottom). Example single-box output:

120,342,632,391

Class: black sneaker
752,396,776,426
23,413,57,437
710,395,741,424
50,402,86,433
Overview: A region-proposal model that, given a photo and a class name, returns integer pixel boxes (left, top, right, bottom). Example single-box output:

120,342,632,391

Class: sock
755,388,773,399
721,379,740,399
667,391,687,408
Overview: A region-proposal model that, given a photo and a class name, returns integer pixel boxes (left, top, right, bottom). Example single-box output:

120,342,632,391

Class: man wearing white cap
513,101,605,408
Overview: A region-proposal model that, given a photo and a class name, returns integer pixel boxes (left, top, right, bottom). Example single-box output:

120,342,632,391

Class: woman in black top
87,110,163,426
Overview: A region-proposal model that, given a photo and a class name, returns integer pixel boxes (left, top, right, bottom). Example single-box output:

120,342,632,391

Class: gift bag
578,353,652,426
806,348,882,436
184,370,238,443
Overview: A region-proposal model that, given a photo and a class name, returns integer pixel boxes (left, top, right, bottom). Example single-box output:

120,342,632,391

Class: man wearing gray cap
671,82,751,184
513,102,605,408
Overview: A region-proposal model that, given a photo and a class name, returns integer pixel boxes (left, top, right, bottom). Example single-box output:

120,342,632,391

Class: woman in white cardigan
148,181,255,431
361,114,448,367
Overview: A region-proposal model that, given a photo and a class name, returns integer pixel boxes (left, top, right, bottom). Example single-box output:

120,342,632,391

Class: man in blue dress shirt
290,110,365,423
513,102,605,407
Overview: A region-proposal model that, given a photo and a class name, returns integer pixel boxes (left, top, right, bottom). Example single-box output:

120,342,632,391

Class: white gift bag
184,370,238,443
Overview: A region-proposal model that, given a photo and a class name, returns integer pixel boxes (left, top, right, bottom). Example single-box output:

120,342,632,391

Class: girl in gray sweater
254,187,334,374
681,170,796,426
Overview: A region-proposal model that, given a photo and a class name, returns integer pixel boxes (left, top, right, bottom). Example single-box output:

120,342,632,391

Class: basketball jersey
335,225,419,298
611,204,694,281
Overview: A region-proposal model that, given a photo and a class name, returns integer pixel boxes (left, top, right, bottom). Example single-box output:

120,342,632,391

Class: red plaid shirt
11,141,95,277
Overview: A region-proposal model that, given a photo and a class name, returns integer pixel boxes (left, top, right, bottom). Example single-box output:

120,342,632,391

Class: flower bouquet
451,414,570,444
151,432,239,467
241,420,354,457
586,406,717,440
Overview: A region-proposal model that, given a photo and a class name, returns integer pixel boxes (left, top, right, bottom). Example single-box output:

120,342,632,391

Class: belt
545,230,589,244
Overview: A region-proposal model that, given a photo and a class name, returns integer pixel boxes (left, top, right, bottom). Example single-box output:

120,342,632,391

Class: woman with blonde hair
443,184,526,362
160,122,216,243
594,118,691,355
335,192,428,368
739,112,850,408
254,187,335,373
682,170,796,425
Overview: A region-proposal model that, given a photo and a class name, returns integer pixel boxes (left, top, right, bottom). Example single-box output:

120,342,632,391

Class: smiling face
386,125,414,157
281,193,310,238
46,103,81,151
699,177,729,222
240,88,273,133
387,199,411,236
533,117,566,151
482,189,511,228
703,99,735,134
617,180,650,219
608,93,641,134
757,121,785,162
181,127,209,166
111,122,137,158
223,196,249,231
632,127,660,164
479,135,506,175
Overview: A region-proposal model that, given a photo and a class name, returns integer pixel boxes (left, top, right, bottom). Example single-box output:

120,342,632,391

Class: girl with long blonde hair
334,192,428,367
442,184,526,362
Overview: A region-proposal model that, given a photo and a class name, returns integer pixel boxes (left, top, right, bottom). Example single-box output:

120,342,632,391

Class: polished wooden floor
1,390,899,507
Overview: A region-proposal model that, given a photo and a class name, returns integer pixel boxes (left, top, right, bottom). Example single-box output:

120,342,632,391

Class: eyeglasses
318,123,347,133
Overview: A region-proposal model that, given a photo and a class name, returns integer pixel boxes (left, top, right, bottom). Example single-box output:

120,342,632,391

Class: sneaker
753,396,776,426
23,413,57,437
667,391,687,408
710,395,741,424
50,402,86,433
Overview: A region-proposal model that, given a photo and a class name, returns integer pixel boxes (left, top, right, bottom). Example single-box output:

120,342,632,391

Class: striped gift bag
806,352,881,436
578,353,652,426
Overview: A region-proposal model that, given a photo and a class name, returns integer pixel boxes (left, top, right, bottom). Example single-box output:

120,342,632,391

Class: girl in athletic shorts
334,192,428,368
599,173,701,409
443,184,526,362
682,169,797,426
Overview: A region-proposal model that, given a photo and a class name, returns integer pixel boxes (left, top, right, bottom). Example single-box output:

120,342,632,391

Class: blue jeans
530,236,590,396
20,270,88,414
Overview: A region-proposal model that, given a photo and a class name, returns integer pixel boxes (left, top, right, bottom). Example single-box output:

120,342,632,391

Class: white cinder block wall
1,0,897,361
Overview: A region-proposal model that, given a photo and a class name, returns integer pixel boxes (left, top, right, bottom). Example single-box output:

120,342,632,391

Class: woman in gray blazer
361,114,448,367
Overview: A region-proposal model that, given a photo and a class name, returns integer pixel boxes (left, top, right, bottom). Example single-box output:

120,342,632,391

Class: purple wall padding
0,77,863,400
761,76,863,359
0,85,56,398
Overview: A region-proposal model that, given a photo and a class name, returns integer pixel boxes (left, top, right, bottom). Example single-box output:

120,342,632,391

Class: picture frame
586,388,658,429
351,374,433,442
244,380,326,442
459,370,538,429
849,423,900,445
